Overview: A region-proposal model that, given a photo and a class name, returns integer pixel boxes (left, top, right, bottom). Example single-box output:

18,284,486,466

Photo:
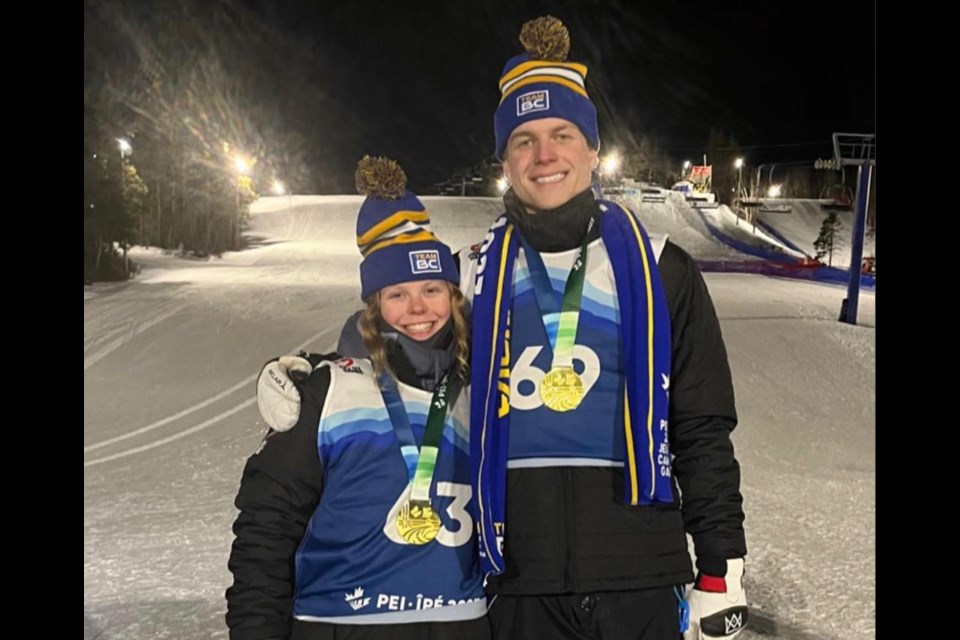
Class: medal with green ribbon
519,217,595,413
379,372,460,545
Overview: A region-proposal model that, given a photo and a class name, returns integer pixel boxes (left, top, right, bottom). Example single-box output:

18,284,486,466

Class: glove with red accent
683,558,748,640
256,355,313,432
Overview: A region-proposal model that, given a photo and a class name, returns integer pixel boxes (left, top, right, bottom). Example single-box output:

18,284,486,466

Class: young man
463,16,747,640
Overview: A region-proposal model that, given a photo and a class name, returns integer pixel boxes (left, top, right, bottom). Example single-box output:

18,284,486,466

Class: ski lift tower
834,132,876,325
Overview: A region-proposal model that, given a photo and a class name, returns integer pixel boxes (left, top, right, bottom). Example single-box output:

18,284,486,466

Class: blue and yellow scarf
469,201,673,576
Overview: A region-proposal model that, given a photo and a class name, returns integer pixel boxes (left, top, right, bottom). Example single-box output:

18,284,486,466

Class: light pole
732,158,744,226
117,138,132,193
117,138,132,273
234,155,250,249
734,158,744,199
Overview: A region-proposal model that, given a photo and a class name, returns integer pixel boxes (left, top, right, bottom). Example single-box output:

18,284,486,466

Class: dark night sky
84,0,875,193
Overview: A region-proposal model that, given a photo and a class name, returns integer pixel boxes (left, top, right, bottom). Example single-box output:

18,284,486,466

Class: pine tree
814,212,843,266
123,163,149,248
84,105,134,281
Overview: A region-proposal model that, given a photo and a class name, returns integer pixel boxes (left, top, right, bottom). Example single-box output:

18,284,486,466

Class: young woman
226,157,488,640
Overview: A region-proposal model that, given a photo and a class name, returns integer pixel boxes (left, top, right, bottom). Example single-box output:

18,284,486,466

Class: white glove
683,558,748,640
256,356,313,432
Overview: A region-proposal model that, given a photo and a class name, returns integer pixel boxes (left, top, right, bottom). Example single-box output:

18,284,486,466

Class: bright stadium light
602,152,621,176
234,156,250,175
117,138,132,158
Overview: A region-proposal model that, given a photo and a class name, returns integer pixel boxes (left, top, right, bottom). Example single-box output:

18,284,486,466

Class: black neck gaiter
503,187,600,252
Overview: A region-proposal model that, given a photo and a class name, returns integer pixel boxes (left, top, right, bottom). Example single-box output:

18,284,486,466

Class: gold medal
540,366,585,412
395,500,440,545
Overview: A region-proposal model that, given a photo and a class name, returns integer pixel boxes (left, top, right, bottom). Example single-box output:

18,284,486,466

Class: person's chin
529,194,569,211
523,182,575,210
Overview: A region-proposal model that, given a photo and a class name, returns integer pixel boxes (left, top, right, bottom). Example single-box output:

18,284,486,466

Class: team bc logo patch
409,250,442,274
517,90,549,116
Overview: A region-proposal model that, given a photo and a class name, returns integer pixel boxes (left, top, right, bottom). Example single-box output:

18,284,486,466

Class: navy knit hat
493,16,600,159
354,156,458,301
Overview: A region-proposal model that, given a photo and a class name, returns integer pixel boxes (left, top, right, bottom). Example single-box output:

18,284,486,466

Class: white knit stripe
500,66,585,95
358,220,434,253
507,457,620,469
